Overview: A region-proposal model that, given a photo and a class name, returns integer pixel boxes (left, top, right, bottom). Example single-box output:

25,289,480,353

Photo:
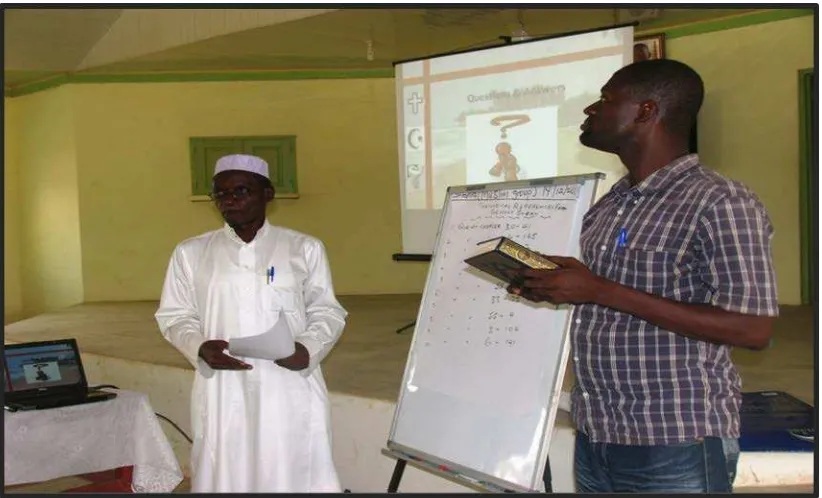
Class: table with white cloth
4,389,183,493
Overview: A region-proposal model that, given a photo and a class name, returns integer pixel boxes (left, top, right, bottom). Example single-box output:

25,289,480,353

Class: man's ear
635,99,659,124
264,187,275,202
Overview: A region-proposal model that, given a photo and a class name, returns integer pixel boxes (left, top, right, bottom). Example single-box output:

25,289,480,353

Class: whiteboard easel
384,173,603,492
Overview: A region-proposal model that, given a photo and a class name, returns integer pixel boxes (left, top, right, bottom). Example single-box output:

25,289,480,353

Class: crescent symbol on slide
407,128,423,150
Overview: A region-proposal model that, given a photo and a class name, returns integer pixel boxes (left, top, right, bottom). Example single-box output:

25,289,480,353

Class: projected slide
396,25,634,254
465,108,557,185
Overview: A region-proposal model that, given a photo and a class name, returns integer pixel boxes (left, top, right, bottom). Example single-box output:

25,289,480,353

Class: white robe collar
222,219,272,246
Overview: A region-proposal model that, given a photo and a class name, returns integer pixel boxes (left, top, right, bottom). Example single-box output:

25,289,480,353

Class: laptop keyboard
7,391,116,411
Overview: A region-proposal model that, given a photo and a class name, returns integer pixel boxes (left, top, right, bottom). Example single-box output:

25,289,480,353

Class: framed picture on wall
634,34,666,62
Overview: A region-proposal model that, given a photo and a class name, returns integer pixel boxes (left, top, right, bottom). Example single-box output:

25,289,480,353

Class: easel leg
542,456,553,493
387,459,407,492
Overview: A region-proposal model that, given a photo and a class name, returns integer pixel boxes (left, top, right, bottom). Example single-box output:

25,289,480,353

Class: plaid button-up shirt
570,154,778,445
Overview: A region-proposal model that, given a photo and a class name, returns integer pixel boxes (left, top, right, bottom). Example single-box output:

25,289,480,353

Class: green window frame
189,136,298,199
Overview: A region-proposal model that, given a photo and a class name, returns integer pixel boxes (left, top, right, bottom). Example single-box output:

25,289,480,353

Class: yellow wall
4,98,24,322
69,79,428,301
3,15,814,319
669,15,814,305
12,87,85,316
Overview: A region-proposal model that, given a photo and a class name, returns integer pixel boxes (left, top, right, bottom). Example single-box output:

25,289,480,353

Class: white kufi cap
214,154,269,179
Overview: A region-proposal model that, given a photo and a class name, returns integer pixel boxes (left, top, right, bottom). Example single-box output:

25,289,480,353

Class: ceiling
4,7,762,91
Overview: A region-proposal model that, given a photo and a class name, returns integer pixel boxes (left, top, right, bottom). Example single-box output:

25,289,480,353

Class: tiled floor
3,297,816,493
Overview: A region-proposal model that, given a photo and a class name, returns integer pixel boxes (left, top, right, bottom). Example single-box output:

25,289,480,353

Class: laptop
3,338,116,411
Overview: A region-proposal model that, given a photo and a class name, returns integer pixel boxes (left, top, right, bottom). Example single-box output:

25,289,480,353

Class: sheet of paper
228,317,295,361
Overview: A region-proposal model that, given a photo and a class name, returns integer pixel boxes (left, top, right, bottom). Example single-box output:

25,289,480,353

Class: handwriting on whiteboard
414,183,584,357
450,184,580,202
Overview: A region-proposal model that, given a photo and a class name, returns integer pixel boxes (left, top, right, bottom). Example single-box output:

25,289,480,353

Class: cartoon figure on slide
488,142,521,181
488,114,531,182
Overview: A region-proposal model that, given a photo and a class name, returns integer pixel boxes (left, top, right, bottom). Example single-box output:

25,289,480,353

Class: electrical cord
155,413,193,444
89,384,193,444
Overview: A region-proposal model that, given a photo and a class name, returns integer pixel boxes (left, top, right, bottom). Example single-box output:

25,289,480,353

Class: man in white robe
155,154,347,492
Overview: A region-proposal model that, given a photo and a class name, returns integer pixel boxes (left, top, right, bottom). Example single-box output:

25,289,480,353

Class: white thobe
155,221,347,493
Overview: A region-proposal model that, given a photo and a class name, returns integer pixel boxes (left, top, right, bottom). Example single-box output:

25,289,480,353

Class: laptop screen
3,339,86,394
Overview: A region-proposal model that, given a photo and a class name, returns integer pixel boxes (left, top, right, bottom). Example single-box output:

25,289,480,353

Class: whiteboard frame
386,172,605,492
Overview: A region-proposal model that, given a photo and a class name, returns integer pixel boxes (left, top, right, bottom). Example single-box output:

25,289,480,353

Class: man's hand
275,342,310,371
507,255,775,350
198,340,252,370
507,255,609,305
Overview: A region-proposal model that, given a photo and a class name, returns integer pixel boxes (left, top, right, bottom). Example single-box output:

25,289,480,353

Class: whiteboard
387,173,603,492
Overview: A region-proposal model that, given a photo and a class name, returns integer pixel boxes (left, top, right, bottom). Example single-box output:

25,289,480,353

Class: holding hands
199,340,253,370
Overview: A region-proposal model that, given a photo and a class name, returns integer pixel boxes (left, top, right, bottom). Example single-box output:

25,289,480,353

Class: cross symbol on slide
407,92,424,114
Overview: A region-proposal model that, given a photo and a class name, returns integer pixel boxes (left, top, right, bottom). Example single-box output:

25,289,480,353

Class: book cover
464,236,558,285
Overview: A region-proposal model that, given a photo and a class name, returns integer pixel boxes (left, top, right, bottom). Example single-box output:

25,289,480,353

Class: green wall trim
5,74,70,98
4,68,394,98
639,8,815,39
69,68,394,83
4,8,815,98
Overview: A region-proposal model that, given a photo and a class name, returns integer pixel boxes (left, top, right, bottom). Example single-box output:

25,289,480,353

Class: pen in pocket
617,228,628,248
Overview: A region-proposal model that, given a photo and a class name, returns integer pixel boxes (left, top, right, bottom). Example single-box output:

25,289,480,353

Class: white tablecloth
5,389,183,493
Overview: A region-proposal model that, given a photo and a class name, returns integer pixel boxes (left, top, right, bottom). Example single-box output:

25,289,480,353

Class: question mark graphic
490,114,531,139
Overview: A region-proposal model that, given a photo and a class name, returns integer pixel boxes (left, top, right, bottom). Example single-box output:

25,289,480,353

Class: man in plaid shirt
511,59,778,492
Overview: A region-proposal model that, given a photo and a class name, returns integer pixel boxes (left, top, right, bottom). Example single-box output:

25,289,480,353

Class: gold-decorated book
464,236,558,284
